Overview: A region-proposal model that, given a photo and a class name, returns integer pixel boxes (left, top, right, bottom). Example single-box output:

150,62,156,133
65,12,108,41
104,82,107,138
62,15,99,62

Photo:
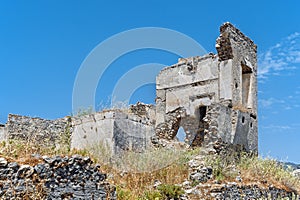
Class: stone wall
156,54,219,119
5,114,72,148
196,103,258,152
0,156,116,199
0,125,5,141
155,55,220,146
1,103,156,155
216,22,258,115
71,103,155,154
71,110,115,153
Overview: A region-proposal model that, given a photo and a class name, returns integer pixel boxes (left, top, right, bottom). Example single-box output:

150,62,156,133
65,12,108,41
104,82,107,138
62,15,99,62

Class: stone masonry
0,155,116,199
0,22,258,154
71,103,155,154
3,114,72,149
155,22,257,152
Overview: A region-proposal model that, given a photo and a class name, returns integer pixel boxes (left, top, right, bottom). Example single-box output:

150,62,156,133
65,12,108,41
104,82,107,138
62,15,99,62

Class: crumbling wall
5,114,72,148
155,107,185,140
155,55,220,146
201,103,257,152
155,55,220,147
1,103,155,155
71,105,155,154
216,22,258,114
216,22,258,152
129,102,156,124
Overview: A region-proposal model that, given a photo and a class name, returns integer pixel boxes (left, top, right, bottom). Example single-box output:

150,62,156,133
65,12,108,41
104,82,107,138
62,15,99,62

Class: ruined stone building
155,23,257,152
0,22,258,154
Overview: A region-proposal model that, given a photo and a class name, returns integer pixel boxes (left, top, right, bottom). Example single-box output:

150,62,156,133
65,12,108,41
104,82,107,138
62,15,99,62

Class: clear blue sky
0,1,299,163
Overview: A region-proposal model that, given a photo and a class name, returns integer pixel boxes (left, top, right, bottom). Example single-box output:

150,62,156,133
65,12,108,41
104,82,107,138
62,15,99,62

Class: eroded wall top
216,22,257,65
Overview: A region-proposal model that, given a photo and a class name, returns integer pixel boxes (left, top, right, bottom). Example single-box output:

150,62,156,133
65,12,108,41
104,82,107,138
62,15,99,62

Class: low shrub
157,184,184,199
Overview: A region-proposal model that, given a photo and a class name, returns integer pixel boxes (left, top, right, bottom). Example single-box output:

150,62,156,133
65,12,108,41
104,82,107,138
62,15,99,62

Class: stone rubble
0,155,116,199
293,169,300,178
176,153,300,199
179,175,299,199
210,184,299,200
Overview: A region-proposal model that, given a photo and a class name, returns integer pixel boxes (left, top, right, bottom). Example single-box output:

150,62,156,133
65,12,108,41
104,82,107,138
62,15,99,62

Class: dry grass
0,140,55,164
0,140,196,199
238,155,300,193
85,141,192,172
1,139,299,199
112,162,189,199
80,144,200,199
0,140,52,199
0,139,84,165
204,153,300,194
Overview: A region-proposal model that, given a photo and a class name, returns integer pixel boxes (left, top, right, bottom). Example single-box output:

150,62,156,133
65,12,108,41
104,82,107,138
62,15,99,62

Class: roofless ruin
0,22,258,154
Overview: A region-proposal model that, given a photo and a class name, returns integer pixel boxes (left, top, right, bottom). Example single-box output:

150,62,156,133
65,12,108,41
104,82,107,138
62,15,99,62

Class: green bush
116,186,133,200
157,184,184,200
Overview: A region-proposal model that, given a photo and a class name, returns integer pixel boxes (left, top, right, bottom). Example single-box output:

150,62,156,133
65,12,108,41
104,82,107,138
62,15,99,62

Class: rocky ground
0,153,299,199
0,155,116,199
0,141,299,199
178,154,300,200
